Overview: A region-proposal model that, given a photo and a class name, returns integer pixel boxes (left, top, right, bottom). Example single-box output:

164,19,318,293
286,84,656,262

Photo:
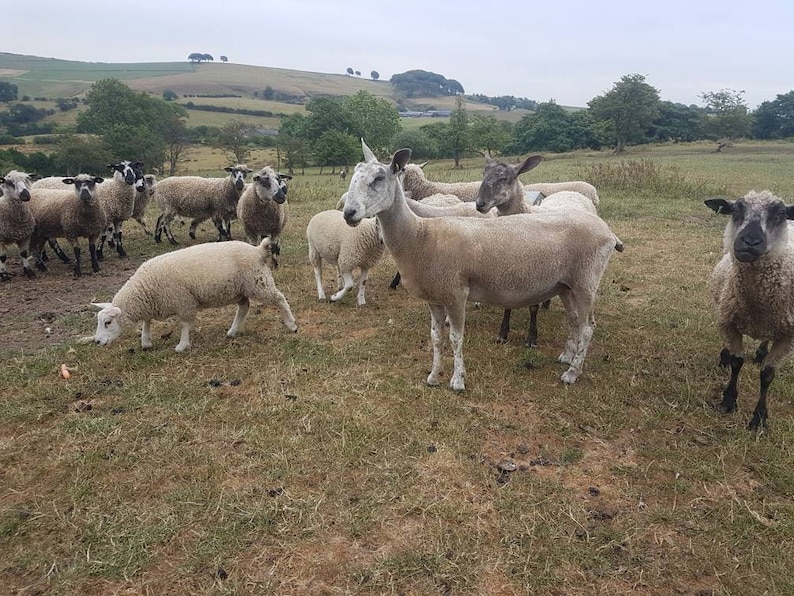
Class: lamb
236,166,289,267
705,190,794,430
28,174,106,277
0,170,36,280
131,174,157,235
153,164,252,244
91,238,298,352
401,163,482,201
475,155,617,347
95,160,145,259
306,209,384,306
525,181,600,207
342,140,620,391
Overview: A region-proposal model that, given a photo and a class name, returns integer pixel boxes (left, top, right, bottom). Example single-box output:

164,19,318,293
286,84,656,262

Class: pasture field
1,141,793,594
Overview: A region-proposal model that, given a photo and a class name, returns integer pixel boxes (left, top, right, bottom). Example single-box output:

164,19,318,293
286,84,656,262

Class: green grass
1,140,793,593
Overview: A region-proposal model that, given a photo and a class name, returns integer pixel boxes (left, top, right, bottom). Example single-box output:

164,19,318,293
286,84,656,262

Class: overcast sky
5,0,791,109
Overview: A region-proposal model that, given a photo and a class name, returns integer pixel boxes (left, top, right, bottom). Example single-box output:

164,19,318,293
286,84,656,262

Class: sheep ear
517,155,543,176
786,205,794,220
390,148,412,174
417,161,429,169
704,198,734,215
485,154,496,165
361,139,378,163
94,177,104,184
62,178,74,185
91,302,113,310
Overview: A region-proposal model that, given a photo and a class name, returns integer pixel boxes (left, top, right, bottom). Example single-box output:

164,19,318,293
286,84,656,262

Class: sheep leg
227,297,250,337
389,271,401,290
312,261,327,301
141,321,153,349
156,214,178,245
557,290,579,365
96,230,107,261
717,325,744,414
331,272,355,303
18,240,35,278
446,302,467,391
135,217,152,236
189,218,202,240
427,304,446,387
88,238,100,273
114,225,127,257
69,242,82,277
212,218,227,242
355,269,369,306
496,309,512,343
754,341,769,364
270,240,281,268
49,239,71,263
749,338,793,429
526,304,540,348
154,215,164,243
224,217,233,240
0,251,9,281
174,321,192,352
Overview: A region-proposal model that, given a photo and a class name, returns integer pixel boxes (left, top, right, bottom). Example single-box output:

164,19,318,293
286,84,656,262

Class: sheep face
62,174,104,202
252,167,286,204
0,170,32,202
224,165,252,192
92,302,123,346
476,154,543,213
343,140,411,226
108,160,144,186
706,191,794,263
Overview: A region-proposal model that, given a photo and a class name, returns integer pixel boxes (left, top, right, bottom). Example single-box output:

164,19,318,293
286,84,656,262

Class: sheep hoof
23,268,35,279
189,232,197,240
495,335,508,344
524,340,538,349
0,272,11,282
169,238,179,246
426,374,441,387
175,343,191,352
715,399,737,415
450,379,465,392
747,412,767,431
561,370,578,385
719,348,730,367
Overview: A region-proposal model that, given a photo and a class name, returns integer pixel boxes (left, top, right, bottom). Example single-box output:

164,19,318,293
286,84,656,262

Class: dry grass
1,141,793,594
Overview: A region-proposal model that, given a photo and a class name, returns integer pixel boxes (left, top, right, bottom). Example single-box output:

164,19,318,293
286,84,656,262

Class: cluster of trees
0,81,19,103
275,91,401,174
188,53,214,63
390,70,464,98
467,93,537,111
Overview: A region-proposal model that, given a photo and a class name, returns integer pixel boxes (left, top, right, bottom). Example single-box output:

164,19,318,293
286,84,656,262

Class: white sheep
525,181,600,207
401,163,482,201
705,190,794,430
306,209,384,306
91,238,298,352
0,170,36,280
154,164,252,244
95,160,145,259
29,174,106,277
236,166,289,267
475,155,617,347
343,141,621,391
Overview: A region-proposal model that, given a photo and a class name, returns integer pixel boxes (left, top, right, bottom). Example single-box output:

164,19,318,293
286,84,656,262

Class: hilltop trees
371,71,380,81
390,70,464,97
188,53,214,63
589,73,660,152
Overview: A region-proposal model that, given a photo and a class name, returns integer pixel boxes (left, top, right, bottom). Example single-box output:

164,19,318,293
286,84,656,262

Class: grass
1,140,794,594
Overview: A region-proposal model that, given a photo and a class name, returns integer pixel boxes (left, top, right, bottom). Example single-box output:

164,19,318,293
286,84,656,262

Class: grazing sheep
525,181,600,207
343,141,620,391
96,160,145,259
306,209,384,306
0,170,36,280
705,190,794,429
475,155,618,347
91,238,298,352
29,174,106,277
401,163,482,201
154,164,252,244
236,166,289,267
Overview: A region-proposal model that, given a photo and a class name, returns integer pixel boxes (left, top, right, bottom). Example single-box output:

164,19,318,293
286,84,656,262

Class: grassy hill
0,52,527,131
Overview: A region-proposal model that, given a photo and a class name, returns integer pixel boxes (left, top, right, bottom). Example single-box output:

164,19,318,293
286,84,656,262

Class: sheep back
155,175,239,221
525,181,599,206
306,210,383,271
401,164,481,201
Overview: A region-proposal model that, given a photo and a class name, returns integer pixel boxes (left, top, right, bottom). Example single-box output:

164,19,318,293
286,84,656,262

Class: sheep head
476,154,542,213
91,302,123,346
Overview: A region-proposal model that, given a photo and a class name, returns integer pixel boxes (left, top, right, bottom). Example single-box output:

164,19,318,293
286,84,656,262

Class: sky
5,0,792,109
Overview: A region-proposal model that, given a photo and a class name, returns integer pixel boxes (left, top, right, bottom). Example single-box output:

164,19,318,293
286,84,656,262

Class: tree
202,54,214,62
588,73,660,152
648,101,705,143
52,134,112,176
392,129,440,159
277,113,310,175
188,53,203,63
213,119,253,163
346,67,354,75
160,114,191,175
390,70,465,97
510,101,576,153
447,95,470,167
371,71,380,81
343,91,401,154
313,130,360,173
700,89,751,143
468,113,511,155
0,81,18,103
355,71,361,77
262,86,274,100
220,55,228,63
752,90,794,139
162,89,178,101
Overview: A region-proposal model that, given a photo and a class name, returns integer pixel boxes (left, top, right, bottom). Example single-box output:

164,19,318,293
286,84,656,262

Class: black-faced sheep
0,170,36,280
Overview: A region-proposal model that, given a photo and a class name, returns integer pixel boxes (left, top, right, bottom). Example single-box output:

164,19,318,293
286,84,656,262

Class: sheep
306,209,384,306
95,160,145,259
342,140,621,391
525,181,600,207
28,174,106,277
705,190,794,430
153,164,252,244
475,155,618,347
91,238,298,352
0,170,36,280
401,163,482,201
131,174,157,235
236,166,289,267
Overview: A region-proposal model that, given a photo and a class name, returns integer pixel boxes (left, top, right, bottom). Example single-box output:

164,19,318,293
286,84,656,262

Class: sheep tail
614,235,625,252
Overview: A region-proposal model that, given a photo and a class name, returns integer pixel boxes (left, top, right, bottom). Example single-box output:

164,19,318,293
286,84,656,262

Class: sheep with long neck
342,140,620,391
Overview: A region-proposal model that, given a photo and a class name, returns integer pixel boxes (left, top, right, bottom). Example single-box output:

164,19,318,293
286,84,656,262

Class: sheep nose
343,208,358,224
19,189,31,201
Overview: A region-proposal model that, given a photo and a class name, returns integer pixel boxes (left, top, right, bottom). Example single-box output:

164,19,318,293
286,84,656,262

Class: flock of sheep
1,139,792,430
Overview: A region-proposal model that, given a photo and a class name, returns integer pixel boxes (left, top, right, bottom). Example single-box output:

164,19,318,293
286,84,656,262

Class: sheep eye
372,175,385,184
104,321,111,327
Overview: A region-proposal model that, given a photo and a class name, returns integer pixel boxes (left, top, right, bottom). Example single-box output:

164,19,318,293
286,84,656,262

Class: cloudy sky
5,0,791,109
